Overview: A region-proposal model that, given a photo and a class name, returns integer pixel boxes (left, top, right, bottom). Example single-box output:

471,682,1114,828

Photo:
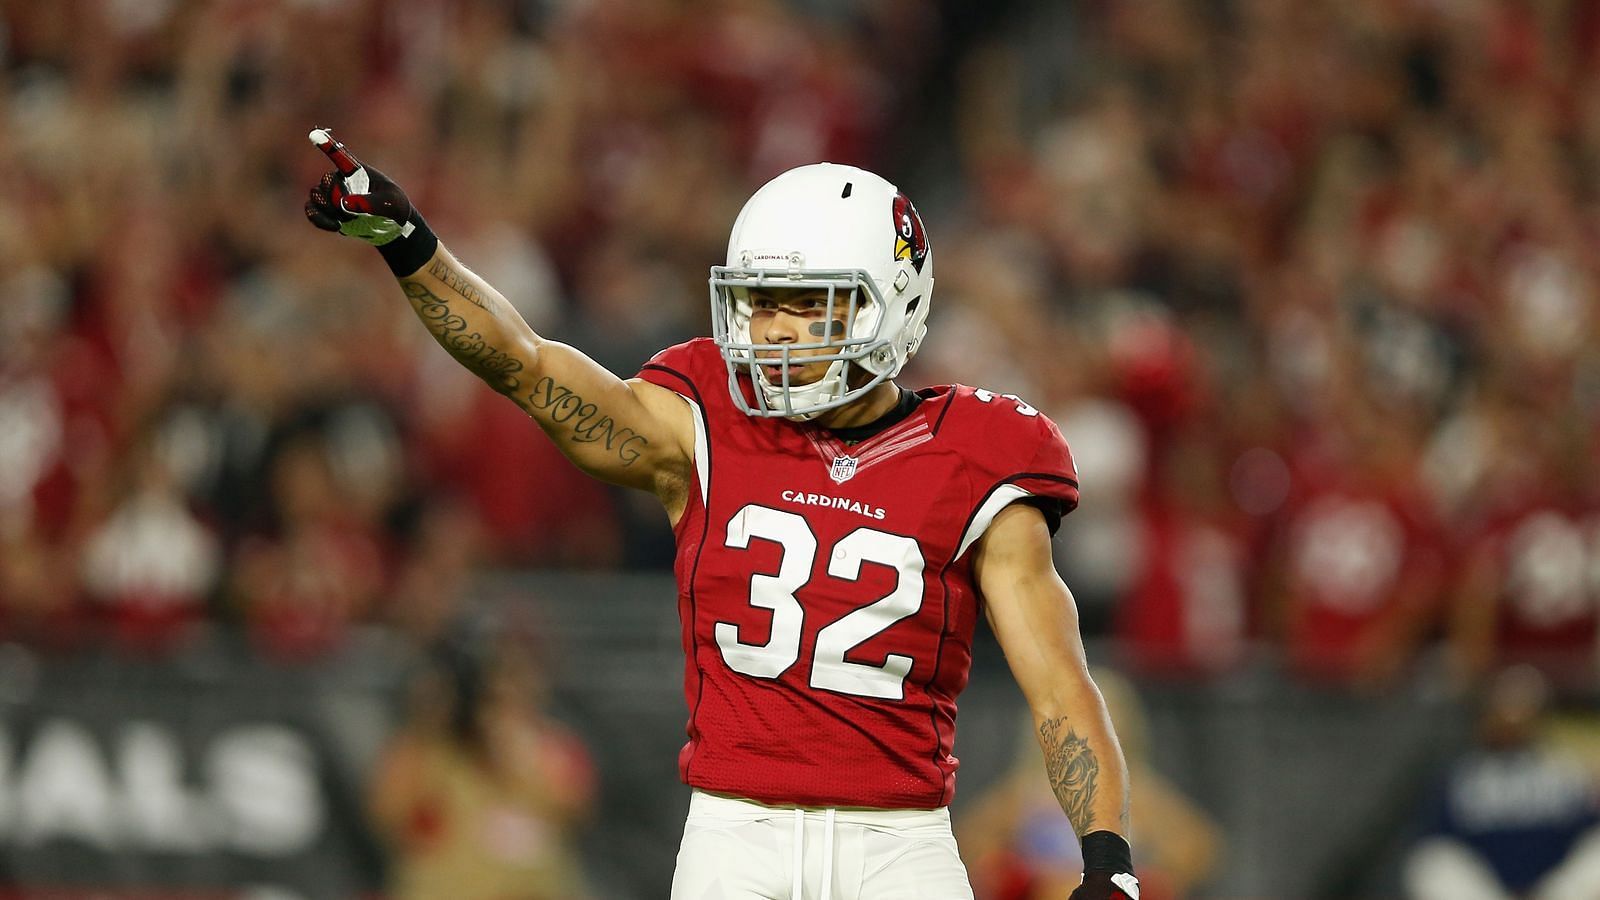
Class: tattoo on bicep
1039,716,1099,835
526,376,648,466
403,282,524,392
426,259,499,318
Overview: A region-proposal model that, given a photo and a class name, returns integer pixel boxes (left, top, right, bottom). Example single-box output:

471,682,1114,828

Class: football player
305,128,1137,900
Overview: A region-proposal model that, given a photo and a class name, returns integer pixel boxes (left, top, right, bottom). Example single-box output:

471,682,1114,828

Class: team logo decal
892,192,928,274
829,455,858,484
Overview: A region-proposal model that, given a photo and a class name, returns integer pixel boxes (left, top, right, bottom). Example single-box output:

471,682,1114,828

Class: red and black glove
1069,832,1139,900
304,127,437,276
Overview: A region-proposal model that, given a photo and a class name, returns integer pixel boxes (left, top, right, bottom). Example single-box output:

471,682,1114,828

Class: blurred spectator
387,496,487,648
1449,391,1600,690
78,427,221,653
369,631,597,900
959,668,1223,900
231,430,388,660
1115,434,1253,677
1262,402,1448,687
0,262,109,652
1404,666,1600,900
0,520,82,651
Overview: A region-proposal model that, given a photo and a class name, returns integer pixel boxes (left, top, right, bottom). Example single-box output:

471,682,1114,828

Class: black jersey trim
641,361,714,779
924,443,979,807
827,387,923,445
1013,472,1078,533
930,553,957,807
640,363,690,390
1019,471,1080,491
928,388,957,437
1019,496,1066,534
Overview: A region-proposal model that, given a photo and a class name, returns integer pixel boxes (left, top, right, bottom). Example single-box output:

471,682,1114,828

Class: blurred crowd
0,0,930,661
937,0,1600,694
1,0,1597,697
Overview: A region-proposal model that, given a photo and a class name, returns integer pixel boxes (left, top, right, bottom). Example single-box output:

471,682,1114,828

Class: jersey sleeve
955,399,1081,559
636,338,719,403
636,339,722,513
1016,411,1081,516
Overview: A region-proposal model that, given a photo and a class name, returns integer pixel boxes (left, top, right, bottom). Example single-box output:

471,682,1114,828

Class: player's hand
304,127,416,246
1069,871,1140,900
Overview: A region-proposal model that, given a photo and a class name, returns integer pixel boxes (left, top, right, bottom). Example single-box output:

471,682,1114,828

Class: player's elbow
1025,662,1105,725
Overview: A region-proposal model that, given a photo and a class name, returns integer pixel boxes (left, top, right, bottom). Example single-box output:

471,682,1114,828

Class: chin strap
759,359,848,420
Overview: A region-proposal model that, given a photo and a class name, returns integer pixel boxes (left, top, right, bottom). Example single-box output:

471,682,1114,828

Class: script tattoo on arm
426,258,498,318
401,272,651,469
403,281,524,393
1039,716,1100,835
527,376,649,466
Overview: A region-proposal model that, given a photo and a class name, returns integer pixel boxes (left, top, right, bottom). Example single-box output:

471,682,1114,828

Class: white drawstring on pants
790,807,837,900
821,808,834,900
791,809,802,900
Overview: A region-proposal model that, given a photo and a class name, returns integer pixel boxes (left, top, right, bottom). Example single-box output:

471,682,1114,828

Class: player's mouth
762,363,807,379
755,352,813,380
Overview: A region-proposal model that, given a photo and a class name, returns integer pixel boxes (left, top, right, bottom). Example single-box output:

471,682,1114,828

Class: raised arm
973,501,1137,900
303,129,693,505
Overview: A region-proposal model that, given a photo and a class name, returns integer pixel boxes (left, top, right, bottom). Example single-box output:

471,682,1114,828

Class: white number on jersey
716,504,926,700
973,388,1039,416
716,505,812,677
812,528,922,698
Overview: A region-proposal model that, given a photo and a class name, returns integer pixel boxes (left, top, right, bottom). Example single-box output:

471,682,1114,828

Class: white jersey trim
957,483,1035,559
679,394,709,507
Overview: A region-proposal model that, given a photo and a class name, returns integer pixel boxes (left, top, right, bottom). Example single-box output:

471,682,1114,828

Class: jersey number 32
716,504,925,700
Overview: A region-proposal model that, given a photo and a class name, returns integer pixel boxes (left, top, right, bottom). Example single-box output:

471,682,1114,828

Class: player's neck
814,381,904,431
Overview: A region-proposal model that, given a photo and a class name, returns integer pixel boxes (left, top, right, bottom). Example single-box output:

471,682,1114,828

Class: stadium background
1,0,1598,897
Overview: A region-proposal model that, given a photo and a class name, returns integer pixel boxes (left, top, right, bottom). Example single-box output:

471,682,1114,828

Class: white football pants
670,790,976,900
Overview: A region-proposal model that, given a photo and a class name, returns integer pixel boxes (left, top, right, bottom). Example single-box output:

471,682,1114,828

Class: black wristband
1081,830,1133,874
376,213,439,278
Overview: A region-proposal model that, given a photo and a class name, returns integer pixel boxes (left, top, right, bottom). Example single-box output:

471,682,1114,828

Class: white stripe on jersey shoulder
957,483,1036,559
676,393,709,507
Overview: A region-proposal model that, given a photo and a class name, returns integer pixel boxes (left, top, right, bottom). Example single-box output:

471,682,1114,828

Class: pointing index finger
308,127,362,177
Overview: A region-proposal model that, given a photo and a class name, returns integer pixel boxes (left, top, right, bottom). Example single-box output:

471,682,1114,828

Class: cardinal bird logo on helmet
892,193,928,274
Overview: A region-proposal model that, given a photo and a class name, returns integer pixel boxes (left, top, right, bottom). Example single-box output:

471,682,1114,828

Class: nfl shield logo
829,455,858,484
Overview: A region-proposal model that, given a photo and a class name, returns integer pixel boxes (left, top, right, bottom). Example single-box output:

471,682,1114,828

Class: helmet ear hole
906,296,921,314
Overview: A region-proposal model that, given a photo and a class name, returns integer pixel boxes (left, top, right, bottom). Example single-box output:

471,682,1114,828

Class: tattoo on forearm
528,376,648,465
1039,717,1100,835
427,259,498,318
400,282,649,468
404,282,524,392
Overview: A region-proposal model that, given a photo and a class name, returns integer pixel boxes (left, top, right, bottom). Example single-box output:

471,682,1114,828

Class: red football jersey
637,339,1080,809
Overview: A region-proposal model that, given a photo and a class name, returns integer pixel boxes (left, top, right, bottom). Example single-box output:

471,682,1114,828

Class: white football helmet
710,162,934,419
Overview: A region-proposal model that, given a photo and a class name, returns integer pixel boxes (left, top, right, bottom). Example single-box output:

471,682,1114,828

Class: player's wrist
1081,830,1134,874
375,212,438,278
